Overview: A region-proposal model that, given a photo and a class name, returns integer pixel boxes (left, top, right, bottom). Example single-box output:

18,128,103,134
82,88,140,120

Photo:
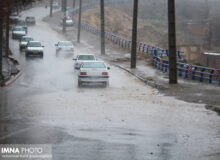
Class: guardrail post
209,70,214,83
200,68,205,82
192,66,197,80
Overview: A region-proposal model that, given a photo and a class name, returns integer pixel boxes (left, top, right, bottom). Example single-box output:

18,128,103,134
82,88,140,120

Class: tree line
0,0,42,77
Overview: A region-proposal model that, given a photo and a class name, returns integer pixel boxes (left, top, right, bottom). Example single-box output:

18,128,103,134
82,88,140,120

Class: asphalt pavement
0,6,219,160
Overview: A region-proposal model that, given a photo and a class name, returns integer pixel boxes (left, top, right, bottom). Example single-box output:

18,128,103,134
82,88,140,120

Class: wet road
0,7,220,160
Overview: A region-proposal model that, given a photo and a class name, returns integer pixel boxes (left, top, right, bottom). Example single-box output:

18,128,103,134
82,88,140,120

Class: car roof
77,54,95,56
22,36,33,38
29,41,40,43
58,41,72,43
82,61,104,63
14,26,24,28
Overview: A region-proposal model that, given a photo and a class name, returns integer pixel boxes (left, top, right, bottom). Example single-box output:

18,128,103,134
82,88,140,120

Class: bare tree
5,0,10,57
72,0,76,8
0,17,3,76
100,0,105,55
168,0,177,84
131,0,138,69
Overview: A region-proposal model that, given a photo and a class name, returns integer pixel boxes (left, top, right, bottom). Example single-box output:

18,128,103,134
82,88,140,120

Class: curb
1,71,22,87
113,63,167,91
205,105,220,115
1,55,22,87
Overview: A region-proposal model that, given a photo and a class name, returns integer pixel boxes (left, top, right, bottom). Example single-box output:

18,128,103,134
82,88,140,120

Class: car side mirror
107,67,110,70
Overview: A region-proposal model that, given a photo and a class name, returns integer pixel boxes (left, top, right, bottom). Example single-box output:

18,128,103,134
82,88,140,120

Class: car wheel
40,53,43,58
78,80,82,88
103,82,108,87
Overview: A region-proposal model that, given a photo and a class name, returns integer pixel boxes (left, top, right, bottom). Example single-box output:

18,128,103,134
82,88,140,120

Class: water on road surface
0,7,220,160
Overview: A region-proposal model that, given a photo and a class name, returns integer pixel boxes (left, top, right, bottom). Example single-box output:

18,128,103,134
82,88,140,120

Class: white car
12,26,27,39
52,2,60,9
19,36,34,51
60,16,74,27
10,13,20,22
55,41,74,54
25,16,36,25
73,54,97,69
78,61,110,87
25,41,44,57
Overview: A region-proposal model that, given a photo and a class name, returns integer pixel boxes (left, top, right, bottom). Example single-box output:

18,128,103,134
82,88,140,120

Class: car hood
27,47,43,51
20,42,28,45
13,31,26,35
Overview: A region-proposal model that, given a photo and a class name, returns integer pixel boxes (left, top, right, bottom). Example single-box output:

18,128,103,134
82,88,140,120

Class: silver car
19,36,34,51
55,41,74,54
12,26,27,39
52,2,60,9
78,61,110,87
25,41,44,58
73,54,97,69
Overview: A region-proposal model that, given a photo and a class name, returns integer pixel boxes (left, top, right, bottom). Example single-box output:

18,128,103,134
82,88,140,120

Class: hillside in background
81,0,220,51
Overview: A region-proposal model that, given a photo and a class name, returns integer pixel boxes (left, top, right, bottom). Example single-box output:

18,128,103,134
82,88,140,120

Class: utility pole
50,0,53,17
62,0,67,33
0,17,3,76
77,0,82,43
131,0,138,69
168,0,177,84
73,0,76,8
100,0,105,55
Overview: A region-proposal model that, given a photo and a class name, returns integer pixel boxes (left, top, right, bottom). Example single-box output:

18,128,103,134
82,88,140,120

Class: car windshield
17,21,25,25
22,37,33,42
28,42,41,47
27,17,35,20
53,2,58,5
59,42,73,47
82,62,106,68
14,27,25,31
78,55,95,60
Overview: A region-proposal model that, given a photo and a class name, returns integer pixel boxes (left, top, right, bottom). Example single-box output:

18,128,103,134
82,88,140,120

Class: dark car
16,20,28,33
12,26,27,39
19,36,34,51
25,16,36,25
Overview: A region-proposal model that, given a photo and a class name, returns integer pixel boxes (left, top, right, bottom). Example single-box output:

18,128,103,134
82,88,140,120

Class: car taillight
80,72,87,75
102,72,108,76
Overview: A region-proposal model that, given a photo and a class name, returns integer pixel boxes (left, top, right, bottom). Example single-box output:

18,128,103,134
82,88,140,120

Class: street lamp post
100,0,105,55
168,0,177,84
50,0,53,16
131,0,138,69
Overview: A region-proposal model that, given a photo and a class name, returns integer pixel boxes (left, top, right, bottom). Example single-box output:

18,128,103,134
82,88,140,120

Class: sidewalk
43,10,220,111
1,54,21,87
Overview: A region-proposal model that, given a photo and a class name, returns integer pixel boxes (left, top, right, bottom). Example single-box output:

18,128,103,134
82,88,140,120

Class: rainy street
0,6,220,160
